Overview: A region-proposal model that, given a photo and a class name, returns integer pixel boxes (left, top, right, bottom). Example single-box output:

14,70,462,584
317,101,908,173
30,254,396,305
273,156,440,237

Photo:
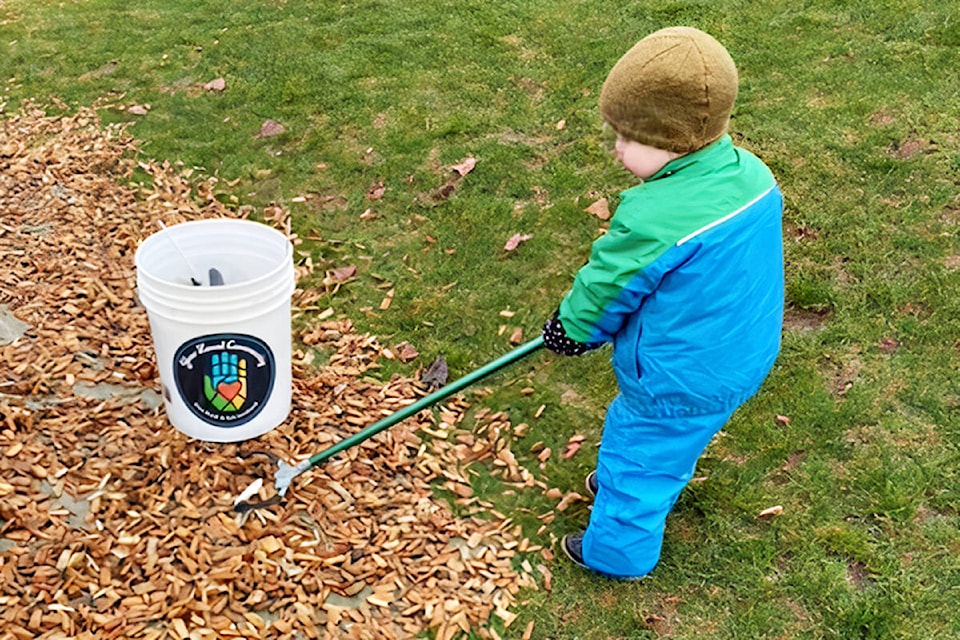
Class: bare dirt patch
886,136,937,160
783,306,829,333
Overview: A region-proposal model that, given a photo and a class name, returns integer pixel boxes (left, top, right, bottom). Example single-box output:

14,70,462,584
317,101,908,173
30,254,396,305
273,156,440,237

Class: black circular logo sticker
173,333,276,428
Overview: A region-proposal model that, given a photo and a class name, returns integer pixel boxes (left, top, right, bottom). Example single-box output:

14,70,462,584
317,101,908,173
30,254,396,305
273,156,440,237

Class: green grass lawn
3,0,960,637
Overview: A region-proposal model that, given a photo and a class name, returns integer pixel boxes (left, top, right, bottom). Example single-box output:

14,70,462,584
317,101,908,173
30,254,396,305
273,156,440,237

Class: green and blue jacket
558,135,784,414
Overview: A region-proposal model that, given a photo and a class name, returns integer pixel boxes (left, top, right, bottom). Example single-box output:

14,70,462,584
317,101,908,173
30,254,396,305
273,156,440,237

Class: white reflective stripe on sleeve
676,185,776,246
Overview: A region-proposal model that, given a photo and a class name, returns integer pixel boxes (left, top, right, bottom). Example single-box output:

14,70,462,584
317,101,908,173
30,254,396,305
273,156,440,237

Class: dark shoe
561,532,589,570
562,531,649,581
584,470,598,498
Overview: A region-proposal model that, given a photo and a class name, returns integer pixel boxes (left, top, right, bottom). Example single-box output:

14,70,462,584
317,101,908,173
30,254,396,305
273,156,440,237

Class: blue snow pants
581,394,737,578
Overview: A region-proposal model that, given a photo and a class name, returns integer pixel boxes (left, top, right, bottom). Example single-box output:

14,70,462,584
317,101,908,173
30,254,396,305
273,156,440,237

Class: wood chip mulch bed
0,106,564,640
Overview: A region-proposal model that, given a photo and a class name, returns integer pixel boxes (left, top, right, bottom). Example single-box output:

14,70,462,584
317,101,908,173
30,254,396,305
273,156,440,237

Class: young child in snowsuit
542,26,784,579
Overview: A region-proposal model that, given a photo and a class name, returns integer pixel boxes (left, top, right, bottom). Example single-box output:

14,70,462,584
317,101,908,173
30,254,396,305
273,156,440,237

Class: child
542,26,784,579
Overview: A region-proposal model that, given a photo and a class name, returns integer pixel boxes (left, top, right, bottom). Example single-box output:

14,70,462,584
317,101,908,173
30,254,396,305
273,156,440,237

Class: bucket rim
135,218,293,293
137,280,295,324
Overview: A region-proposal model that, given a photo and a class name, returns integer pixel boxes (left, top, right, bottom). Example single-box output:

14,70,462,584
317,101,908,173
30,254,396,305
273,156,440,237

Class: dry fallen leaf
879,338,900,354
420,356,448,390
328,264,357,283
560,434,586,459
367,180,386,200
585,198,610,220
127,104,150,115
395,341,419,363
509,327,524,344
775,415,791,426
758,505,784,518
504,233,533,252
203,77,226,92
451,156,477,176
254,119,286,138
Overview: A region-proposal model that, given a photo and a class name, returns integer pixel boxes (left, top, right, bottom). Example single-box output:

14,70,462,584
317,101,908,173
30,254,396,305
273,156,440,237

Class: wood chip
0,104,570,640
379,288,394,310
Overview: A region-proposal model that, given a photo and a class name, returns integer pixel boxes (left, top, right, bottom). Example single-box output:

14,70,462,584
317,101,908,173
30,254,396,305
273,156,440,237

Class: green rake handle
272,336,545,497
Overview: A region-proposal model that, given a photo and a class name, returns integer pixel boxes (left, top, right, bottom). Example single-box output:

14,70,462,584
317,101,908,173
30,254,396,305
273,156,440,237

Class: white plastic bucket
135,219,294,442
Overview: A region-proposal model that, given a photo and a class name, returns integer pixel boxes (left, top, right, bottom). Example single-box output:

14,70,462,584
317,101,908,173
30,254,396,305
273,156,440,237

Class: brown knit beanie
599,26,739,154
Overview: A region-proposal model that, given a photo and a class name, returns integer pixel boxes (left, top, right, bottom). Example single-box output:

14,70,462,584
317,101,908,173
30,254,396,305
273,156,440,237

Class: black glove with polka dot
542,310,600,356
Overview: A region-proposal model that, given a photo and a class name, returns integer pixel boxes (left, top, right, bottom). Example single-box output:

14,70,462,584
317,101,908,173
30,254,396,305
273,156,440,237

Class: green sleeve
558,200,672,343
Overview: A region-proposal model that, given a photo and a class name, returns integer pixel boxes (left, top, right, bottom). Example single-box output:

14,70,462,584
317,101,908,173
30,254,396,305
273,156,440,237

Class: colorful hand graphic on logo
203,352,247,412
